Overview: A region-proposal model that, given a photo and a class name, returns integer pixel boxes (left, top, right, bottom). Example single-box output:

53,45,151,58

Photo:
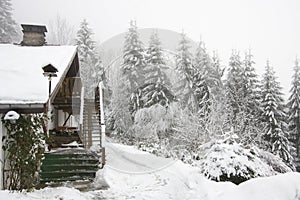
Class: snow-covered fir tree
122,20,146,93
194,40,211,76
242,50,260,111
287,59,300,159
225,50,246,133
194,40,219,94
204,52,227,135
261,61,293,167
76,19,104,98
130,83,176,116
192,68,210,115
109,77,133,134
145,31,170,85
175,31,198,111
241,50,262,143
129,31,175,116
0,0,19,43
193,40,224,115
210,51,224,96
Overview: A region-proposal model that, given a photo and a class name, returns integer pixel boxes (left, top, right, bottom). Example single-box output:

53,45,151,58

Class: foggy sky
11,0,300,98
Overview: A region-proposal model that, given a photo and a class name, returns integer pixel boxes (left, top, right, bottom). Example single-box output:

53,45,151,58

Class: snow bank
217,172,300,200
100,142,236,200
0,187,93,200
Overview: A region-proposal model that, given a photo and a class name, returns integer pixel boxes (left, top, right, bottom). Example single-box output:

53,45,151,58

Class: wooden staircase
39,84,106,187
80,98,101,148
39,149,99,184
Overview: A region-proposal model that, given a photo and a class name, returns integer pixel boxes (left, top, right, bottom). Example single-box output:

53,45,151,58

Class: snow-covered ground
0,142,299,200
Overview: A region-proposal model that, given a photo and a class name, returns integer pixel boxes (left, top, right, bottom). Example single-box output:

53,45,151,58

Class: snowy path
96,142,234,200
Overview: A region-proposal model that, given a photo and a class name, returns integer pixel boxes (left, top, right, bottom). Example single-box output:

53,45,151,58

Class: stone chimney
21,24,47,46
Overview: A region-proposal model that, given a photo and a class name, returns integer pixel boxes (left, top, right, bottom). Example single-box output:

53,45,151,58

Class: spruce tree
225,50,245,133
122,20,146,93
76,19,104,98
261,61,293,166
211,52,224,90
287,59,300,159
210,51,225,102
129,32,174,116
194,40,217,91
145,31,169,84
130,83,176,116
192,69,210,115
194,40,211,75
0,0,19,43
193,40,221,115
175,31,196,111
241,50,262,141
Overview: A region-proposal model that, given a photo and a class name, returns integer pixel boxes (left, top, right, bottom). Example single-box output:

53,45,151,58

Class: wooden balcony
53,77,82,114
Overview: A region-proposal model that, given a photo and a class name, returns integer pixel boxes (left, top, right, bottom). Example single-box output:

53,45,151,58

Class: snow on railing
79,86,85,125
98,82,106,148
79,86,85,145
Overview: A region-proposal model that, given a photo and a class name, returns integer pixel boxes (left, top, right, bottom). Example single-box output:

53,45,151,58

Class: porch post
79,87,85,146
98,82,106,167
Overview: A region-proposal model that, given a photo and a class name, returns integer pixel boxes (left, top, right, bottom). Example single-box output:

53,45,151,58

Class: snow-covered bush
131,102,179,140
197,134,292,184
255,147,293,173
170,108,210,153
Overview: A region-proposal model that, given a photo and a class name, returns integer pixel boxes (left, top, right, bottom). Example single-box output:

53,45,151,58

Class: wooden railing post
79,87,85,146
98,82,106,167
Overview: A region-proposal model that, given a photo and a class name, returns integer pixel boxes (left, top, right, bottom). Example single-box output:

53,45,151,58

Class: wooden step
39,176,94,183
42,158,99,165
41,163,98,171
40,150,100,185
44,153,95,159
40,170,97,179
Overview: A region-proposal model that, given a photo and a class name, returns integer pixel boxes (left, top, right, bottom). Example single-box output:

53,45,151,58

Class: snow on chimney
21,24,47,46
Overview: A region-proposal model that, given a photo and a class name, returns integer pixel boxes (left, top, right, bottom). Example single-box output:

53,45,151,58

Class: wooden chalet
0,24,105,189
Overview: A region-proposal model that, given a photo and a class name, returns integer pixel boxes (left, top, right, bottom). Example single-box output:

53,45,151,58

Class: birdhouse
42,64,58,78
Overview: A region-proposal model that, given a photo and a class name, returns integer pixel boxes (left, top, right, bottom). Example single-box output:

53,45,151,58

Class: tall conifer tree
287,59,300,159
130,31,175,115
175,31,196,111
0,0,19,43
76,19,104,98
261,61,293,166
122,20,146,93
225,50,245,133
241,50,262,139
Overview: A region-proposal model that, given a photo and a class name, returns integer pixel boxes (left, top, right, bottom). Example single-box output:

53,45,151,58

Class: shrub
2,113,45,191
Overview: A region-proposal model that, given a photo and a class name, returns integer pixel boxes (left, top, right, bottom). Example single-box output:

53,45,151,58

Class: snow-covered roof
0,44,77,104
